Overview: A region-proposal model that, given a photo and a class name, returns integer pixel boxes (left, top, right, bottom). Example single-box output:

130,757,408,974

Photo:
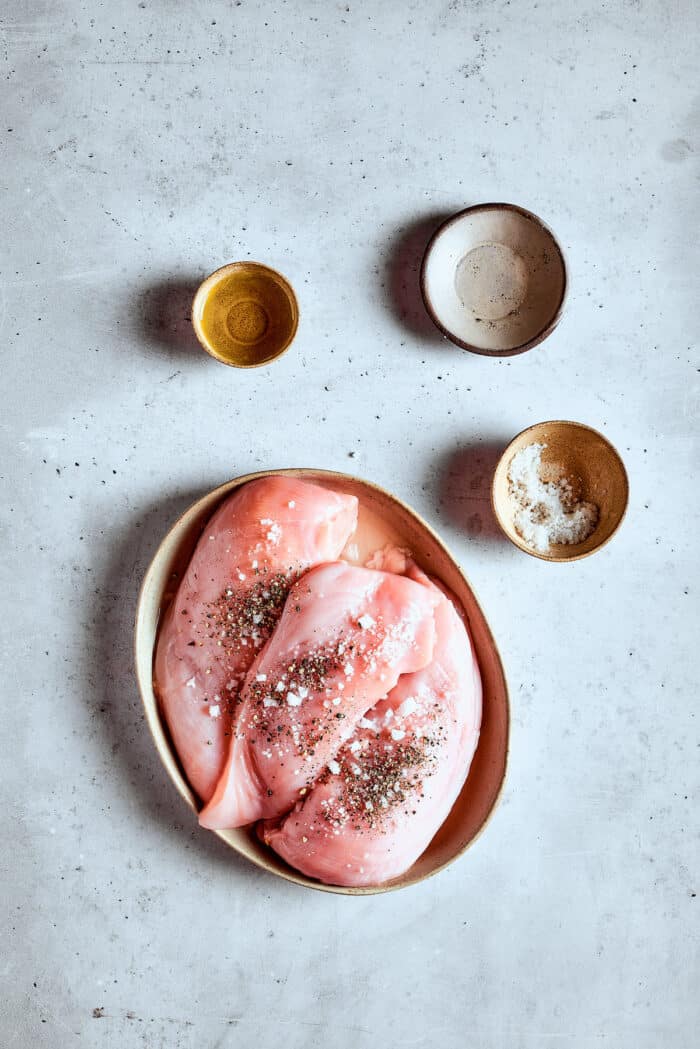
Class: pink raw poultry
154,477,358,801
262,566,482,886
199,562,438,829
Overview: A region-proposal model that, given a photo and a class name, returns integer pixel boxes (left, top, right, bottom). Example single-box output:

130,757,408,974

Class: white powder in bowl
507,442,598,553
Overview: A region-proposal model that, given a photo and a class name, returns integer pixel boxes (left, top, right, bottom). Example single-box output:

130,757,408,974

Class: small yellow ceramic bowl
191,262,299,368
421,204,567,356
492,421,629,562
134,469,510,895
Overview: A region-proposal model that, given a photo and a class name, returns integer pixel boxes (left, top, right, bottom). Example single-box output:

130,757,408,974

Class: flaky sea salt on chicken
154,477,358,801
198,562,438,829
262,566,482,887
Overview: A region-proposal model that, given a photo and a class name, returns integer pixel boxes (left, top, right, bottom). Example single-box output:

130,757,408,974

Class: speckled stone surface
2,2,698,1047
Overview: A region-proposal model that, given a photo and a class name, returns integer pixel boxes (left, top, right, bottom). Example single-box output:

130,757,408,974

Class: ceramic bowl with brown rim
135,469,510,895
420,204,567,356
492,422,629,562
191,262,299,368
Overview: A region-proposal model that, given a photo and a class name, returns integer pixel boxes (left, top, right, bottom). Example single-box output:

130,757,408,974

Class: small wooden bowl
135,469,510,895
191,262,299,368
420,204,567,356
492,422,629,562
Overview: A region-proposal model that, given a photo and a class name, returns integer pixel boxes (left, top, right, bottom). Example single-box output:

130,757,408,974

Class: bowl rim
191,260,299,370
491,421,630,563
134,467,511,895
419,202,568,358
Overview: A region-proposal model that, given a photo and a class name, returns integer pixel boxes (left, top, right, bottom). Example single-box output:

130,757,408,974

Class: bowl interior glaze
421,204,567,356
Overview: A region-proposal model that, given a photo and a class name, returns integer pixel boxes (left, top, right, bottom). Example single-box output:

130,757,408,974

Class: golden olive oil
196,264,298,368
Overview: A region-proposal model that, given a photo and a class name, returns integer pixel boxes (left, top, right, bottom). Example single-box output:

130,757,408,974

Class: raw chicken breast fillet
154,477,358,801
262,566,482,886
198,562,438,829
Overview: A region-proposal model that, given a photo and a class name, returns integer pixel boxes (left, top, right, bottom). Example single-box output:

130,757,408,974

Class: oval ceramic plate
134,469,510,895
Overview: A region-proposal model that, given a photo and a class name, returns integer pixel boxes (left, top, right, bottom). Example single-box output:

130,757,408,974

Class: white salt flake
349,740,362,754
391,728,406,741
275,681,285,692
328,760,341,775
256,673,267,682
287,692,303,707
264,521,282,543
332,697,342,706
288,500,296,508
344,663,354,677
263,698,279,708
357,613,375,630
208,704,221,718
398,697,418,718
185,677,196,689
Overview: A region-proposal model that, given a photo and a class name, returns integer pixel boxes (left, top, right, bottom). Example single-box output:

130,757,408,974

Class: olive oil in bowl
192,262,299,368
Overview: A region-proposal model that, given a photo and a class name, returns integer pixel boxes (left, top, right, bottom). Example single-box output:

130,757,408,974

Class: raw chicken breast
154,477,358,801
198,562,438,829
262,567,482,887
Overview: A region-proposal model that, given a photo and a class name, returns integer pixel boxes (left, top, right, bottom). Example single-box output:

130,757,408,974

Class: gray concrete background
2,1,698,1046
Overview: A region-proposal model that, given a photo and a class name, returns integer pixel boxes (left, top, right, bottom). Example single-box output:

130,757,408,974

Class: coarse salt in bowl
491,422,629,562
